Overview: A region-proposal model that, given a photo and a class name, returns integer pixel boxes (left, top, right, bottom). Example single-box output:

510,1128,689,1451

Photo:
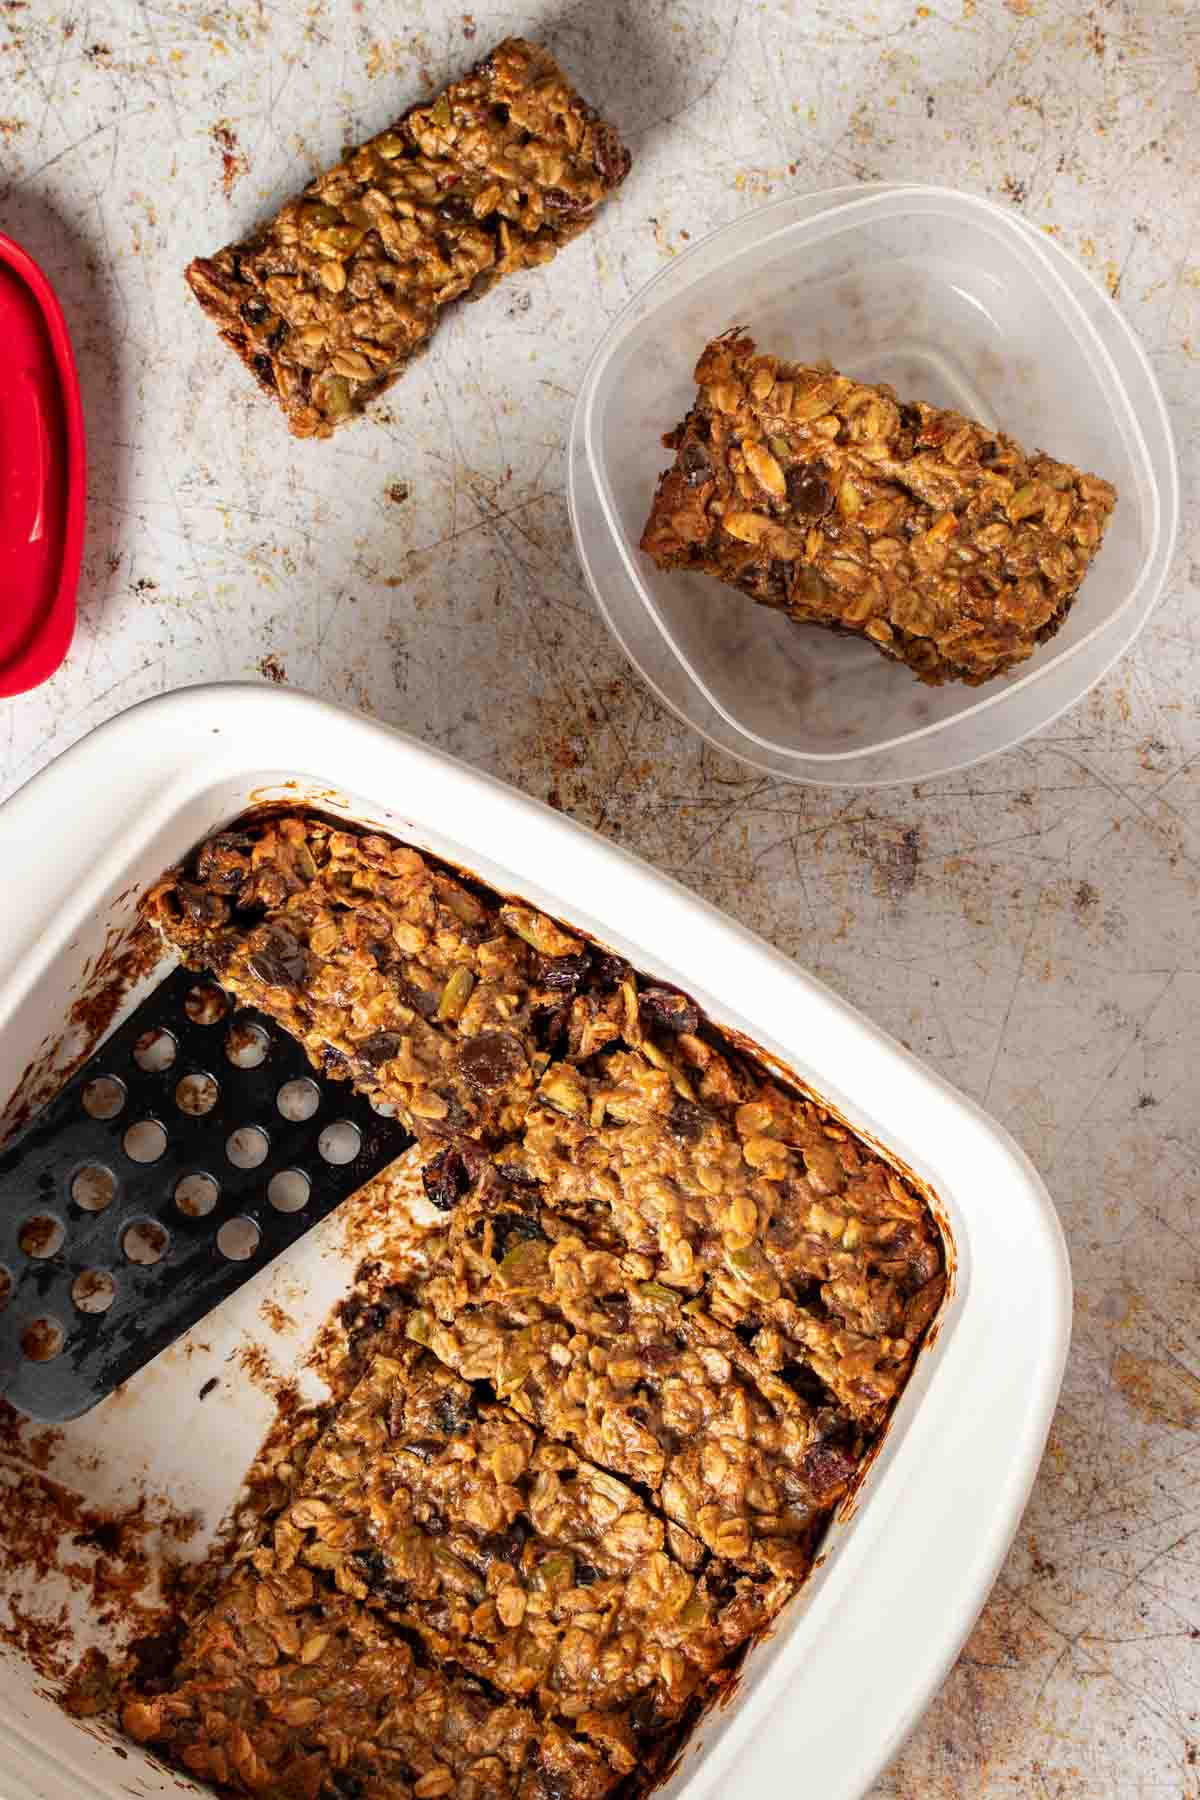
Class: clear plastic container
568,184,1179,786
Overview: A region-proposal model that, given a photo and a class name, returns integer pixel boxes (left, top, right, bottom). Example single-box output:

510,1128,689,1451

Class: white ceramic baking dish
0,684,1070,1800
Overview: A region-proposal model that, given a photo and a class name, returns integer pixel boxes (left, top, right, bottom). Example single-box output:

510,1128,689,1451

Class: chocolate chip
786,467,834,517
638,987,700,1034
457,1029,527,1091
480,1515,530,1568
359,1031,403,1067
421,1147,473,1213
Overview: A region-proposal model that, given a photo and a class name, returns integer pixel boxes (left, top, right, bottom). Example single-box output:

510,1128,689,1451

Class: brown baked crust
639,331,1117,684
255,1341,785,1770
121,1566,622,1799
185,38,630,437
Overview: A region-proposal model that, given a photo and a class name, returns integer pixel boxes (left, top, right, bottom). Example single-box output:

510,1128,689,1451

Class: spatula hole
18,1214,65,1259
133,1028,177,1073
267,1169,311,1214
123,1220,169,1266
276,1078,320,1122
72,1164,117,1212
217,1217,261,1261
184,984,228,1026
226,1126,269,1169
370,1096,397,1117
21,1317,65,1362
175,1173,219,1218
176,1072,219,1116
72,1270,116,1314
225,1019,270,1069
318,1120,361,1165
83,1076,126,1120
124,1119,168,1164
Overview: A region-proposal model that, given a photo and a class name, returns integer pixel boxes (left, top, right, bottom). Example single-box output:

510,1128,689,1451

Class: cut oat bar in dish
639,330,1118,685
121,1565,619,1799
505,1049,944,1366
262,1343,786,1772
407,1254,865,1575
185,37,630,437
145,814,564,1144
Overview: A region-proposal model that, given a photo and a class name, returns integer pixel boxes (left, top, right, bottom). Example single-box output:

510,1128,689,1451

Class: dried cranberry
786,467,834,517
421,1147,473,1213
457,1030,527,1091
638,987,700,1034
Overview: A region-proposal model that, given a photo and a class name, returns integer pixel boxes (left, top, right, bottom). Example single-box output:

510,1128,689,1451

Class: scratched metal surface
1,0,1198,1792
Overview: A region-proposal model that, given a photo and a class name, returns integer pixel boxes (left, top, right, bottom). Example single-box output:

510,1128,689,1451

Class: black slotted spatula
0,965,413,1421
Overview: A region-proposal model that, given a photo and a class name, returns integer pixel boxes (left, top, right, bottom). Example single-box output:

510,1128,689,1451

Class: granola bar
265,1344,784,1769
121,1566,620,1800
639,331,1118,684
185,38,630,437
144,814,556,1144
407,1256,860,1574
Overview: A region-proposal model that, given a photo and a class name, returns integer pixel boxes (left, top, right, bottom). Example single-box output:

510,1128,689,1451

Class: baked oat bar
264,1344,784,1770
639,331,1118,684
408,1252,862,1574
186,38,630,437
510,1049,944,1365
145,814,559,1144
121,1565,619,1799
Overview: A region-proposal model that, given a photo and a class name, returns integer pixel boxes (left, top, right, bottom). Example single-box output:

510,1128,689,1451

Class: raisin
422,1506,447,1536
801,1433,859,1500
786,466,834,517
667,1098,709,1144
241,298,269,326
539,950,591,991
778,1359,837,1409
246,924,305,989
251,351,276,390
488,1211,548,1257
457,1030,527,1091
332,1776,365,1800
591,119,631,188
543,186,587,215
639,987,700,1034
177,881,230,928
480,1514,530,1568
590,952,632,992
358,1031,402,1068
680,439,712,486
398,1438,443,1464
431,1387,477,1435
899,402,923,436
351,1547,389,1587
599,1293,630,1332
530,1002,571,1054
422,1147,473,1213
978,439,998,464
574,1559,600,1586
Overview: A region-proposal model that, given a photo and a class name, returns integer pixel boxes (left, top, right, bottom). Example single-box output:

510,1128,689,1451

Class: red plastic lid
0,233,86,696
